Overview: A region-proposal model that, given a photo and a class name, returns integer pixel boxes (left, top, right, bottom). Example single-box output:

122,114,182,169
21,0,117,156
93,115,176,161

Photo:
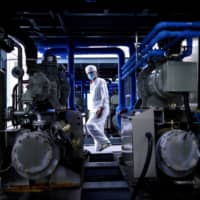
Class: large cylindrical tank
12,131,60,180
156,129,200,177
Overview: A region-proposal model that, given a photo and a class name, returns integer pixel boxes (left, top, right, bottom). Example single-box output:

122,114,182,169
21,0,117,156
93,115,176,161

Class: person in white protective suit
85,64,112,151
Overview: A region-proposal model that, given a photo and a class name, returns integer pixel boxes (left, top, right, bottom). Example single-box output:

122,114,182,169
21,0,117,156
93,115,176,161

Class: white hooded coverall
86,77,110,149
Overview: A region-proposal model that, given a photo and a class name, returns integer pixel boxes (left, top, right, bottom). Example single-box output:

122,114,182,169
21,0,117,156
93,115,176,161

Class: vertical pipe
118,52,125,108
0,50,6,166
116,50,125,129
17,45,23,111
83,81,88,113
129,39,137,111
179,37,193,59
198,38,200,109
0,50,6,130
68,43,75,110
8,36,23,111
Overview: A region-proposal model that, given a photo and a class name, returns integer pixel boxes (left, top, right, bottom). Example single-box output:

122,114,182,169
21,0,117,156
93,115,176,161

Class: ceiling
0,0,200,79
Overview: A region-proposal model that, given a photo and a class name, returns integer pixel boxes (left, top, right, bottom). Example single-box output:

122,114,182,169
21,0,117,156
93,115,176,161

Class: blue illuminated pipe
140,30,200,55
122,54,136,70
122,22,200,74
68,44,75,110
122,49,165,77
128,44,137,111
178,37,193,59
44,47,126,115
122,30,200,79
140,21,200,50
122,50,166,80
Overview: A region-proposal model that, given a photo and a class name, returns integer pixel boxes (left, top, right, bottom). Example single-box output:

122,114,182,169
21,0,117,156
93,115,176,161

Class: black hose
131,132,153,200
0,165,11,173
183,92,193,131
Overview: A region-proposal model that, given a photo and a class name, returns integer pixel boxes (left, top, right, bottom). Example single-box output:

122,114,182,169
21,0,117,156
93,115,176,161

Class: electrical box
160,61,197,92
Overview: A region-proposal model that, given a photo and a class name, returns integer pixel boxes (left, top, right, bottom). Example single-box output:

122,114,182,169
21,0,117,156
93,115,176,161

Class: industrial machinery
0,53,85,195
120,60,200,199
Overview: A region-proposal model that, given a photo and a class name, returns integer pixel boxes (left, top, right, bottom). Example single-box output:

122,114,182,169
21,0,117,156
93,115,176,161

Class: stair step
89,153,114,162
81,181,131,200
84,167,123,181
85,161,118,168
82,181,129,189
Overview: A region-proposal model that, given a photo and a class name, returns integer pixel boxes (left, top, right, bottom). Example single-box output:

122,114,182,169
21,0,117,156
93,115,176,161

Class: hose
0,165,11,173
183,92,193,131
131,132,153,200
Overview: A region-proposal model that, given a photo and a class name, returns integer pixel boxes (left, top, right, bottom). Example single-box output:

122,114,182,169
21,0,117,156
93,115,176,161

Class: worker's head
85,65,97,80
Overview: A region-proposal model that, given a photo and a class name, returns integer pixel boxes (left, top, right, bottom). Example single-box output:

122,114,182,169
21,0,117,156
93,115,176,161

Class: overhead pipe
161,37,183,50
122,49,165,78
122,22,200,75
140,21,200,50
140,30,200,55
123,36,190,76
39,42,134,57
122,50,166,80
122,30,200,79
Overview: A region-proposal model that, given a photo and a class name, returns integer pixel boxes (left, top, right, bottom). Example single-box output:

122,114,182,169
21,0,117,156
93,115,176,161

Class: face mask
87,73,95,80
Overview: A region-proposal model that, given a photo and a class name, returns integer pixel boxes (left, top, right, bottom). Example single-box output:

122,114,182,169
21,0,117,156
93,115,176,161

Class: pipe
122,30,200,79
183,92,193,132
122,50,165,79
8,35,23,111
122,23,200,75
141,30,200,55
129,39,137,111
178,37,193,59
68,43,75,110
140,21,200,50
162,37,183,51
43,46,127,128
40,42,134,57
198,38,200,110
128,73,137,111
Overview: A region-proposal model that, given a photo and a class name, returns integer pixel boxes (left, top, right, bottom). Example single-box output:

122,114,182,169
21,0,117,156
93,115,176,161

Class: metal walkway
81,151,131,200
